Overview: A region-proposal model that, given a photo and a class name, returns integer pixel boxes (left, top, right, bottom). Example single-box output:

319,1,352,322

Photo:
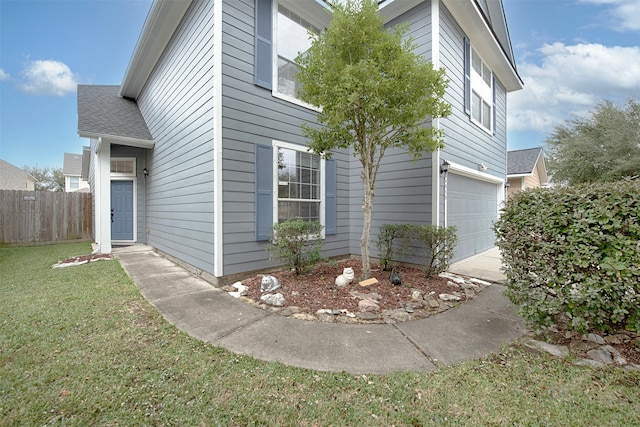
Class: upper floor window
110,158,136,176
69,176,79,189
470,47,493,133
274,3,321,103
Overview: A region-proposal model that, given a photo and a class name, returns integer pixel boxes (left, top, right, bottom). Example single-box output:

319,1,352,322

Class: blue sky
1,0,639,169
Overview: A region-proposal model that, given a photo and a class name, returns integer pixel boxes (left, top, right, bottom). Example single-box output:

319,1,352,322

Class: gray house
78,0,522,285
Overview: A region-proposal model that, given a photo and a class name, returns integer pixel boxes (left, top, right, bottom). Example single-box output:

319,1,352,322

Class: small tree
267,219,324,275
296,0,451,279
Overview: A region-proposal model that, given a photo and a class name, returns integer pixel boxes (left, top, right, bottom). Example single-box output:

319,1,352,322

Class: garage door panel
447,173,498,261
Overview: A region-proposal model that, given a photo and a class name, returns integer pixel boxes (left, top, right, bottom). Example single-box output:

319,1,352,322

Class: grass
1,243,639,426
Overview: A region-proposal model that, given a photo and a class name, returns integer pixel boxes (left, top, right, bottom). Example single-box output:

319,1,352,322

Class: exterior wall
219,0,351,276
110,145,148,243
507,177,523,198
438,3,507,182
136,0,216,275
64,175,90,192
348,0,434,261
524,163,542,188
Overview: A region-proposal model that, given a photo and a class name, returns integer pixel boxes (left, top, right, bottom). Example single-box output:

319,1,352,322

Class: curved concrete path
114,245,527,374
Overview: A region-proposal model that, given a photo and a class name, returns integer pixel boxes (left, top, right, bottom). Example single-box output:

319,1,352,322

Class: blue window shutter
254,0,272,90
463,37,471,116
325,159,337,235
492,74,497,135
255,144,273,240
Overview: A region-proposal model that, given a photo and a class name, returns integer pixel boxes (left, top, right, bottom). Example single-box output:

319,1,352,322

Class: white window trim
272,140,326,238
470,47,493,134
110,157,137,177
272,0,325,112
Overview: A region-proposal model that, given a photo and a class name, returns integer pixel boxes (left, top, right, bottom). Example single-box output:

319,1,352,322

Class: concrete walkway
113,245,526,374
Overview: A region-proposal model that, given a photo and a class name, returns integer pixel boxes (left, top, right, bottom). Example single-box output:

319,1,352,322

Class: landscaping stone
260,293,285,307
439,293,461,302
438,272,465,284
358,299,380,312
356,312,380,321
523,339,570,358
583,333,605,345
586,349,613,365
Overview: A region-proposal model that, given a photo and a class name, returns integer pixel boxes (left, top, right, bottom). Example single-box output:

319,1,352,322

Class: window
275,4,320,101
276,142,322,223
69,176,79,189
465,40,494,133
110,158,136,176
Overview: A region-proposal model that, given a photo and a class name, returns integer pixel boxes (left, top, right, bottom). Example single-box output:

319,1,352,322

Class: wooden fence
0,190,92,245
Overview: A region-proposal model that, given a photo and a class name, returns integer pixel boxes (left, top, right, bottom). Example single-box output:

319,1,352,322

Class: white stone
232,282,249,296
260,293,285,307
469,278,492,287
439,272,465,284
523,339,570,358
439,293,462,301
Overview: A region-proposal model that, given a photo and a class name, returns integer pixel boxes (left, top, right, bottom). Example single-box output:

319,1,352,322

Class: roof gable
507,147,543,175
63,153,83,175
77,85,153,144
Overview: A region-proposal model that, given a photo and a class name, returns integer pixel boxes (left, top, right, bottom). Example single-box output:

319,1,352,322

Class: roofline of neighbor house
119,0,193,99
442,0,523,92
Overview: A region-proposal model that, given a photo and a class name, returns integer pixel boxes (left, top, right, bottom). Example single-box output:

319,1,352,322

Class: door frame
110,177,137,244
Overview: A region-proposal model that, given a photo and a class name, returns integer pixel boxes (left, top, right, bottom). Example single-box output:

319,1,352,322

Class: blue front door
111,180,134,241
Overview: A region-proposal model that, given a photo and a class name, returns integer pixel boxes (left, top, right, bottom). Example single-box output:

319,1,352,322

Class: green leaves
494,181,640,333
267,219,324,275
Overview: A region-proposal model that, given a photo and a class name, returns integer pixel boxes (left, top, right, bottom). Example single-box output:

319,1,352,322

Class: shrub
376,223,457,277
494,181,640,333
267,219,324,275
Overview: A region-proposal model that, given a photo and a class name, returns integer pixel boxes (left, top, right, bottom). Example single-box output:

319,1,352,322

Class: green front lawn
1,243,638,426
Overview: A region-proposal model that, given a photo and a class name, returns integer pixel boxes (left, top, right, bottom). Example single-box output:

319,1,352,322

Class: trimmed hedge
267,219,324,275
494,181,640,333
376,224,458,277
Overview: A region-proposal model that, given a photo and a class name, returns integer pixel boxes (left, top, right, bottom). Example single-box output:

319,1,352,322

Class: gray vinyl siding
220,0,350,276
110,145,147,243
348,1,434,262
136,0,215,274
439,3,507,179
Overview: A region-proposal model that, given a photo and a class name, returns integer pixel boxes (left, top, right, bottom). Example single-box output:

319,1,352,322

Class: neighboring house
0,159,36,190
78,0,522,284
62,153,90,192
507,147,548,198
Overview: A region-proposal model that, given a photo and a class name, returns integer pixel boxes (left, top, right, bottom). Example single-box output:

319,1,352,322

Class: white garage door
447,173,499,261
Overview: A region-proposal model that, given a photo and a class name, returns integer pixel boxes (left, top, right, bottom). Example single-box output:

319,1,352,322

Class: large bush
376,224,457,277
267,219,324,275
494,181,640,333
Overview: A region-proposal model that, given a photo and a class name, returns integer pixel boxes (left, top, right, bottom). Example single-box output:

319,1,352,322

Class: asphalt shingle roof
77,85,152,141
507,147,543,175
62,153,82,175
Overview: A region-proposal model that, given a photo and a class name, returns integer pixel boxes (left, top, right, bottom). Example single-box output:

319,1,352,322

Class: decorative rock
232,282,249,296
469,278,492,287
600,345,627,365
438,272,465,284
464,289,477,300
316,309,333,315
291,313,317,321
384,310,413,322
411,290,425,301
349,291,382,301
583,333,605,345
573,358,605,368
523,339,570,358
260,292,285,307
358,299,380,312
439,293,462,302
356,312,380,321
428,299,440,309
569,340,598,353
604,334,629,345
586,349,613,365
260,275,281,293
228,291,242,298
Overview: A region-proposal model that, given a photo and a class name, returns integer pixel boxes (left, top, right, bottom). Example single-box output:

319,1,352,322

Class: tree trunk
360,183,373,279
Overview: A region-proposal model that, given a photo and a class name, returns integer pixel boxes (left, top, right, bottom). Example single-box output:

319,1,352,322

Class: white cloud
508,42,640,132
0,68,9,81
20,59,78,96
580,0,640,31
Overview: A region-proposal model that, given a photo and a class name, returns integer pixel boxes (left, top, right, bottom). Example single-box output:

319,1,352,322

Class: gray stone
569,340,598,353
469,277,492,287
411,289,425,301
356,312,380,321
349,291,382,301
600,345,627,365
428,299,440,309
439,293,461,302
523,339,570,358
583,333,605,344
573,358,605,368
464,289,477,300
604,334,629,344
586,349,613,365
358,299,380,312
260,293,285,307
